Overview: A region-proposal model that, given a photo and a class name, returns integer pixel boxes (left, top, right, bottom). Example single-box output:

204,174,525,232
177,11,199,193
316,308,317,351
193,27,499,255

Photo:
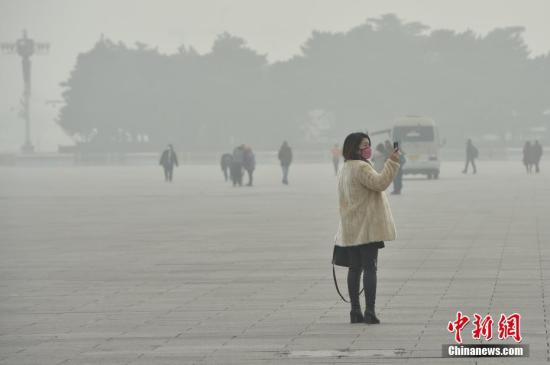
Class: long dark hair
342,132,371,161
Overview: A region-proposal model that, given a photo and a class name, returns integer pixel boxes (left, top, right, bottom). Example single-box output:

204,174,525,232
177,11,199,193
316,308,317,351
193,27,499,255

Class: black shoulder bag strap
333,264,364,303
332,224,363,302
333,264,349,303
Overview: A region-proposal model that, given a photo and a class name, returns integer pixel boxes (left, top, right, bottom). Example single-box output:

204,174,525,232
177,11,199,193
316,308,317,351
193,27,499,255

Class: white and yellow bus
391,116,442,179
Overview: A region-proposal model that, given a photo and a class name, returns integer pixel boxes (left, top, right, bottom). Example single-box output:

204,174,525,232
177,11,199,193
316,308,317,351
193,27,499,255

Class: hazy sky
1,0,549,152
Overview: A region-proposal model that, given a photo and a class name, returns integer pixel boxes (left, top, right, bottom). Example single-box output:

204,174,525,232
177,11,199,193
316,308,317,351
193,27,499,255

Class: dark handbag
332,245,363,302
332,245,349,267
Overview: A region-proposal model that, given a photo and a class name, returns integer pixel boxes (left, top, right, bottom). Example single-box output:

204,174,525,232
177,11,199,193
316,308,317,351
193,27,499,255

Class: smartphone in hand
393,141,399,151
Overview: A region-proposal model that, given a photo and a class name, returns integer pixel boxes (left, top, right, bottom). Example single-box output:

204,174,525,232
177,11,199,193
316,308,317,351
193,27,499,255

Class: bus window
393,126,434,142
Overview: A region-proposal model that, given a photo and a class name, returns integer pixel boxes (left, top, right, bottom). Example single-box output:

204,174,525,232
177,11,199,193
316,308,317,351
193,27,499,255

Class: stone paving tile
1,162,549,363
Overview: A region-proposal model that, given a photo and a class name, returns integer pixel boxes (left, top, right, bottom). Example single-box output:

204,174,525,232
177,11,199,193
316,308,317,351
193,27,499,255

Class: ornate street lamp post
1,30,50,153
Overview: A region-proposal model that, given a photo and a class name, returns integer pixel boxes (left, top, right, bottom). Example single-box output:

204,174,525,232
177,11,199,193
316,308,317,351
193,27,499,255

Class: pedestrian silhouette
220,153,233,182
243,145,256,186
391,144,406,195
278,141,293,185
384,140,393,160
462,139,478,174
159,144,178,182
373,143,386,172
523,141,534,174
331,143,341,176
533,140,543,173
230,145,245,187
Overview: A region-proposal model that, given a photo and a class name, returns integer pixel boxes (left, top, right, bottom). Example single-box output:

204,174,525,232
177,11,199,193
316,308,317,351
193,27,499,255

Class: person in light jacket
335,132,400,324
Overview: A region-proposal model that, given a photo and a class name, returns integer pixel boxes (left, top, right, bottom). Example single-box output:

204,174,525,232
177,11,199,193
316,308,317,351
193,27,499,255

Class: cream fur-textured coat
335,158,400,246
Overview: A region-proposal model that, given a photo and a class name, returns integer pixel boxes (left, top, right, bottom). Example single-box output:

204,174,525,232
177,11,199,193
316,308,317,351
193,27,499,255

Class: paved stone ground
1,160,549,364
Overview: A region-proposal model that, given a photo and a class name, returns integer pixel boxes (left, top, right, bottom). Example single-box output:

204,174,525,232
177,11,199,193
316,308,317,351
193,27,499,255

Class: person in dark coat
230,145,245,187
533,140,543,173
278,141,293,185
523,141,534,174
243,145,256,186
462,139,478,174
220,153,233,182
159,144,178,182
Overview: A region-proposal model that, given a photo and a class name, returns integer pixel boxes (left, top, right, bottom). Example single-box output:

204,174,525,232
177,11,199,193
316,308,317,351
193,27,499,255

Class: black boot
364,309,380,324
363,263,380,324
347,267,364,323
351,310,364,323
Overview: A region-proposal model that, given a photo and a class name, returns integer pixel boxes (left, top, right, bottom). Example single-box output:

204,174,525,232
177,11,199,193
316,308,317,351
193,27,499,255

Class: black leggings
347,246,378,312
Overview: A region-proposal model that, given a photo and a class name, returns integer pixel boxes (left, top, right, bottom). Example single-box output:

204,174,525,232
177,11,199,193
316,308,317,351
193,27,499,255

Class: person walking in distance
373,143,386,172
462,139,478,174
220,153,233,182
384,140,393,161
230,145,245,187
391,147,406,195
533,140,543,173
336,132,401,324
243,145,256,186
331,143,342,176
523,141,534,174
383,140,405,194
159,144,178,182
278,141,293,185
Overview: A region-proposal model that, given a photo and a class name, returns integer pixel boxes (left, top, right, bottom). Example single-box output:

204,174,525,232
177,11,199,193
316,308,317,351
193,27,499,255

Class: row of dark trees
58,14,550,151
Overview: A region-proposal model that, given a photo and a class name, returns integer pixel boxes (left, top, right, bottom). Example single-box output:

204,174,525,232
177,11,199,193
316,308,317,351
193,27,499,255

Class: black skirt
332,241,384,268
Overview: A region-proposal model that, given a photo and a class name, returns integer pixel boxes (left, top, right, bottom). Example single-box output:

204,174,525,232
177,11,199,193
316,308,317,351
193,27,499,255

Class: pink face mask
360,146,372,160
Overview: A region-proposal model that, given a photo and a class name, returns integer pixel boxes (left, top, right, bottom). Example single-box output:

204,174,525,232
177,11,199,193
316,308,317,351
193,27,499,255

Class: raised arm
356,159,400,192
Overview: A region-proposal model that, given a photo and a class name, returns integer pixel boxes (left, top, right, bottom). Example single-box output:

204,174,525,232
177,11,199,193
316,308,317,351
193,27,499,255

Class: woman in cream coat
336,132,401,324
